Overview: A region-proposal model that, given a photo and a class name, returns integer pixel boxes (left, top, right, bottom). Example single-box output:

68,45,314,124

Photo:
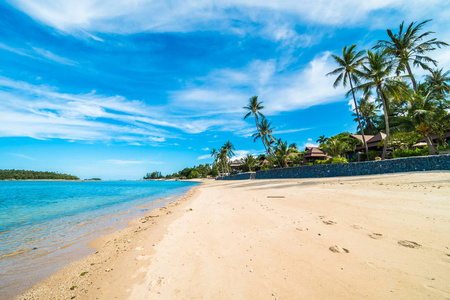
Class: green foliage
368,150,379,161
165,164,213,179
0,169,79,180
188,170,200,179
315,157,349,165
242,155,256,172
392,147,429,158
143,171,163,180
389,132,422,150
89,178,102,181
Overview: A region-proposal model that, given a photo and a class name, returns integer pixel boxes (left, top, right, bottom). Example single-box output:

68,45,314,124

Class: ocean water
0,180,199,299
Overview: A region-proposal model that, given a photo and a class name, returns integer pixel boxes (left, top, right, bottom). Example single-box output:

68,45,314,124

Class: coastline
5,180,201,300
13,173,450,299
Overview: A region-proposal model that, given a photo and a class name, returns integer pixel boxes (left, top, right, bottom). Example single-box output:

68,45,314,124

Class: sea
0,180,199,299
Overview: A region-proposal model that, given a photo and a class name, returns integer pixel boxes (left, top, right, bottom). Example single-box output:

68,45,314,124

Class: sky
1,0,450,179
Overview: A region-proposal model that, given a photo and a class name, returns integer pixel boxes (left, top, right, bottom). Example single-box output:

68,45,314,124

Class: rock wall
218,155,450,180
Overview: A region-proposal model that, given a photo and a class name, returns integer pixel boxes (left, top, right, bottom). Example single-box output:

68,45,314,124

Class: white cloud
273,128,310,135
201,147,210,151
8,153,38,160
0,76,175,143
233,150,250,160
31,47,78,66
304,142,319,148
0,42,78,66
197,154,211,160
9,0,447,37
171,52,346,117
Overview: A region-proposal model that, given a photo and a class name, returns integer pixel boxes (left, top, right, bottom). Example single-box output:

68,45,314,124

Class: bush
315,157,348,165
392,147,429,158
188,170,200,179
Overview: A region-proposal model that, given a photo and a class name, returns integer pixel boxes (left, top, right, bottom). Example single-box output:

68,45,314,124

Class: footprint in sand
368,233,384,239
323,220,336,225
329,245,349,253
398,240,421,248
351,225,363,230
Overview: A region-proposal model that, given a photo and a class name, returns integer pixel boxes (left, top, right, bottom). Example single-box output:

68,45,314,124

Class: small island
0,169,79,180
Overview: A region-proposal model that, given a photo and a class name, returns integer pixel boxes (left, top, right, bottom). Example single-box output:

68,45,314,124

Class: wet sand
14,172,450,299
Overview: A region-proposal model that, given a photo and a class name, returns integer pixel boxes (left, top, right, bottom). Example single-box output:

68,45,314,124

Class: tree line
328,19,449,159
0,169,79,180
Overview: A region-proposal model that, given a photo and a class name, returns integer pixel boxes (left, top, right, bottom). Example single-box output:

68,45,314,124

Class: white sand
16,172,450,299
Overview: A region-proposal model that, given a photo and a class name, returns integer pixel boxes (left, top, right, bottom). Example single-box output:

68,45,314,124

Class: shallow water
0,180,198,299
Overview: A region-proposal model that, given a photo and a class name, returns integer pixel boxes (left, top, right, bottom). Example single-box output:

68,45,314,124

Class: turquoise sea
0,180,198,299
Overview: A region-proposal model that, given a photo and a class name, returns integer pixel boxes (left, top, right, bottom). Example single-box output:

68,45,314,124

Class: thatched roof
350,134,374,143
304,147,328,158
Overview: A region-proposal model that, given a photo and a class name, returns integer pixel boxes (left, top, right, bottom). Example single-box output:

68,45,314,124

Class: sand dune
15,171,450,299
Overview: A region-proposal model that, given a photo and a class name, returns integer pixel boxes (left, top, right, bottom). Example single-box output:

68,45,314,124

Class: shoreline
5,181,202,300
13,173,450,299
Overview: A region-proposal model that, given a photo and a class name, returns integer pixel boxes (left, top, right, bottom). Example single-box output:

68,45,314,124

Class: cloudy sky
1,0,449,179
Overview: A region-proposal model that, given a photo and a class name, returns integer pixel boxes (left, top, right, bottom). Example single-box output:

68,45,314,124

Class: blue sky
1,1,449,179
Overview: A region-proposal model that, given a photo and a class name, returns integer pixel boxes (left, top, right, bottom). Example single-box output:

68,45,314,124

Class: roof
355,132,387,150
303,147,328,158
230,159,244,167
350,134,374,143
418,129,450,142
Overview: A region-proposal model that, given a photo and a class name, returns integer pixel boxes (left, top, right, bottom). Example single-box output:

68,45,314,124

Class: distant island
0,169,79,180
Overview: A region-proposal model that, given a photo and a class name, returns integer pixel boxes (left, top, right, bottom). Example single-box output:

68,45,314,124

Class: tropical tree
223,141,235,158
328,44,369,159
405,86,439,154
352,93,379,135
210,148,220,175
316,135,328,144
252,117,281,167
218,147,229,175
275,140,296,167
320,139,349,158
243,96,265,127
424,68,450,104
243,155,257,172
355,50,404,159
289,142,298,150
374,19,448,91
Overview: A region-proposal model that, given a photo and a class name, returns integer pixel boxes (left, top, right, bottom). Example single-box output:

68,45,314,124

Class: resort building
303,147,330,162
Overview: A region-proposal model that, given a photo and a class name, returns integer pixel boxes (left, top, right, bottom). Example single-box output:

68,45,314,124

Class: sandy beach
14,171,450,300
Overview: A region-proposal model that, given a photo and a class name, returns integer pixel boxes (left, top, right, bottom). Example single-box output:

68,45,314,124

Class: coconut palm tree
405,86,439,154
355,50,404,159
424,68,450,104
252,117,281,167
276,141,295,167
210,148,218,174
218,147,229,175
244,96,265,122
327,45,369,160
374,19,448,91
223,141,235,158
316,135,328,144
321,139,349,158
352,93,379,135
243,155,256,172
289,142,298,150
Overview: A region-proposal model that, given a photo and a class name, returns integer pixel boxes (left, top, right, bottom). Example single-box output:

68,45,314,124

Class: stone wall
218,154,450,180
217,172,255,180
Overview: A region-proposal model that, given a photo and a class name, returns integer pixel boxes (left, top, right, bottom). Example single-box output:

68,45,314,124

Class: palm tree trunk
267,139,282,168
405,61,418,91
348,76,369,161
425,134,437,155
255,116,275,168
378,86,390,160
